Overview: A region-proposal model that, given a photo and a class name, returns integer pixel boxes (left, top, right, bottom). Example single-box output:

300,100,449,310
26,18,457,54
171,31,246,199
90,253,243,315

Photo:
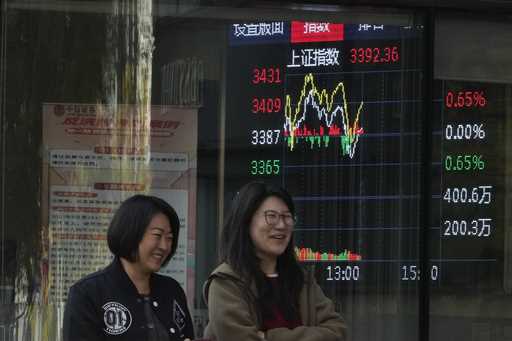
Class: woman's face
249,196,294,265
136,212,173,274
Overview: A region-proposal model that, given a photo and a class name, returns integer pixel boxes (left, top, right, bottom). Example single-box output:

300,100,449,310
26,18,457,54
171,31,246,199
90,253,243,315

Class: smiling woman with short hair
63,194,195,341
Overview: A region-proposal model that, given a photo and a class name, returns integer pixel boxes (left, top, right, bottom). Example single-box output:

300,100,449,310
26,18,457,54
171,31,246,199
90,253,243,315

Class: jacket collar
107,257,160,297
202,262,254,305
209,262,241,279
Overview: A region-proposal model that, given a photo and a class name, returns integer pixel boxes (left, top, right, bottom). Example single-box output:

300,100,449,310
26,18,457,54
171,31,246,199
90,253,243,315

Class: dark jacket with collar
63,257,194,341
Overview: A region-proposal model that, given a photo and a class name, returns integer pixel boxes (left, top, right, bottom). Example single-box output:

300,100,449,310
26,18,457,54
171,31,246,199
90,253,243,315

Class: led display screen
224,20,425,338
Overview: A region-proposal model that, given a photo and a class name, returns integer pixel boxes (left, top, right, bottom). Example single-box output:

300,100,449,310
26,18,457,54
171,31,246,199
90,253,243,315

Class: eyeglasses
263,210,296,226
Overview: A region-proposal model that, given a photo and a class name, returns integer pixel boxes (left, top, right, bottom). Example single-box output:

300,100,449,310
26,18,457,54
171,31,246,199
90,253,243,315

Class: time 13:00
325,265,360,281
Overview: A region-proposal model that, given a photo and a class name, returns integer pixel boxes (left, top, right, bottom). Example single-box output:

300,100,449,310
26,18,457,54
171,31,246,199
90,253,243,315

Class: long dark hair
220,181,304,320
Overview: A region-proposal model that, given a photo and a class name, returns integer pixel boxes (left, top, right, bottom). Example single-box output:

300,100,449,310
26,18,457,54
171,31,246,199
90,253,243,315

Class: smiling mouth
152,254,165,261
270,234,287,240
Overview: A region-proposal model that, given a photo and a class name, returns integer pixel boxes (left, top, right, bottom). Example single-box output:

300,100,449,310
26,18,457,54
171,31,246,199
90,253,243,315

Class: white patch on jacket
102,301,132,335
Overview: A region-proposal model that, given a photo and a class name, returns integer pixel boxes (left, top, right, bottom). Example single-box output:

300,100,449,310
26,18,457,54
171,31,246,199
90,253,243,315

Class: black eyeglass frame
263,210,297,226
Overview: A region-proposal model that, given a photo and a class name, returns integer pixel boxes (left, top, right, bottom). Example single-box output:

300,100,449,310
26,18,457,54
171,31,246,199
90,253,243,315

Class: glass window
1,2,511,341
431,13,512,341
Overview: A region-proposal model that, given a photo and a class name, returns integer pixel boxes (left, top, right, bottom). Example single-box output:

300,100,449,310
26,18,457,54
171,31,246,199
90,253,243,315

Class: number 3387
251,129,280,145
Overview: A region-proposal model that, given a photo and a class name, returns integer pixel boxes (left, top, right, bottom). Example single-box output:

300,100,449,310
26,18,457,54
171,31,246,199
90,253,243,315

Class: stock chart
225,20,424,297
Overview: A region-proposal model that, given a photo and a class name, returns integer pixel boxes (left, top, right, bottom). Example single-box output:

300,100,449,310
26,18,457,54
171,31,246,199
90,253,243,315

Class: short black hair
107,194,180,267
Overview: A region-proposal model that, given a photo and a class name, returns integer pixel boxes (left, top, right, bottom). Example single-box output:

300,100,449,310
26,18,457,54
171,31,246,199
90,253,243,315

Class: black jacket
63,257,194,341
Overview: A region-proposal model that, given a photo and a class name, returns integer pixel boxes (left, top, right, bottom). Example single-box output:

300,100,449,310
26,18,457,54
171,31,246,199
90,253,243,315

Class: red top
260,277,303,331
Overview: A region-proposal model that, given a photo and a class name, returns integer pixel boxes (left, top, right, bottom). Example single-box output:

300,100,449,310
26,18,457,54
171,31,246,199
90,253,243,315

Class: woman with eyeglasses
203,181,346,341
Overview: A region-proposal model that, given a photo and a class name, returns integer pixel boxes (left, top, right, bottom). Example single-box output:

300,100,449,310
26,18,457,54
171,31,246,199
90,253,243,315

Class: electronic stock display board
427,78,512,339
223,18,511,341
431,80,511,293
224,20,425,302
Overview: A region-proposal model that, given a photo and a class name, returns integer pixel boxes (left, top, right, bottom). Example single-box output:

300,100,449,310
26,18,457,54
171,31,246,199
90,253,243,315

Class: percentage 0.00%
445,124,485,140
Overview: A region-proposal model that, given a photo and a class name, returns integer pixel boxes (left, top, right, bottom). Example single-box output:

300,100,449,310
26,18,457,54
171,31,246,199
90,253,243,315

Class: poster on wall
41,103,197,304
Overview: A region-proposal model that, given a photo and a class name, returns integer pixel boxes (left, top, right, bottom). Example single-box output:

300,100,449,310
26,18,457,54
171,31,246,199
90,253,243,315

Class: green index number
250,159,280,175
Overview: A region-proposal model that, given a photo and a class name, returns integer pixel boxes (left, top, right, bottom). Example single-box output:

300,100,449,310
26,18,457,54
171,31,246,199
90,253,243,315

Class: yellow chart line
284,73,364,154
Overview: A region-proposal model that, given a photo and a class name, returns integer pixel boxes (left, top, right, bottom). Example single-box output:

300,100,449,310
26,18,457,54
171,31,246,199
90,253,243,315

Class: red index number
349,46,399,64
252,67,282,84
252,98,282,114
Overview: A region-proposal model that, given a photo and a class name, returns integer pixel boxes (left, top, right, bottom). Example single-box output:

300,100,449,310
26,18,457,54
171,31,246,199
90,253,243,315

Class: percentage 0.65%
444,154,485,171
445,90,487,109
